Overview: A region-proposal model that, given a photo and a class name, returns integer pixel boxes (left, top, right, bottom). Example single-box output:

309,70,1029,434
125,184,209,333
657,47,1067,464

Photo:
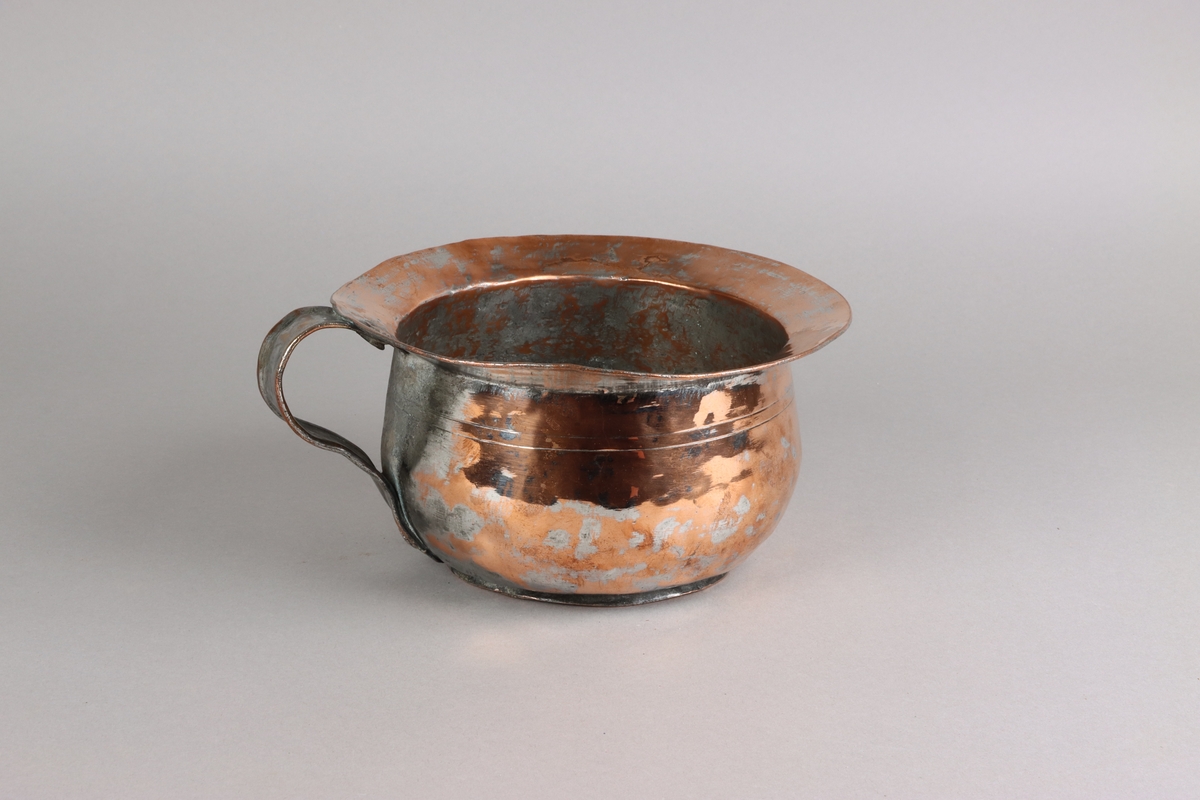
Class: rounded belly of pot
385,357,801,595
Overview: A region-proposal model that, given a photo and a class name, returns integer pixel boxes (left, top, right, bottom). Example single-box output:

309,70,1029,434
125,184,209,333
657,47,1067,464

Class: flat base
449,568,727,606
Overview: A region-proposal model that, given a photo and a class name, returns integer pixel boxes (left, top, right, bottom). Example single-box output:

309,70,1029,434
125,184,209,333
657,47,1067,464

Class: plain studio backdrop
2,1,1197,797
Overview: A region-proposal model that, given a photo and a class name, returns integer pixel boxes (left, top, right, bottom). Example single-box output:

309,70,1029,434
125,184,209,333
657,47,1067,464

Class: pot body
259,235,850,605
382,350,801,597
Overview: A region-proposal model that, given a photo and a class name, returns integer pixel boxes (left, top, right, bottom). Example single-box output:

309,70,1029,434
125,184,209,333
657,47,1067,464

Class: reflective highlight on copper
384,355,799,596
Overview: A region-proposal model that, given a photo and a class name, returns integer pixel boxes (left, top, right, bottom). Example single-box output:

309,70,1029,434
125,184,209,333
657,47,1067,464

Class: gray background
3,1,1198,797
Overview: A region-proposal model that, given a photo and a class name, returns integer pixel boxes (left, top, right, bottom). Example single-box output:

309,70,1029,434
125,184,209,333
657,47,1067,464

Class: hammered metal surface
383,351,800,595
258,235,850,604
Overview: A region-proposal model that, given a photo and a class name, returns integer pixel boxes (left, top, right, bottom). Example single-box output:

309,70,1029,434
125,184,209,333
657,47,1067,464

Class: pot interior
394,276,790,375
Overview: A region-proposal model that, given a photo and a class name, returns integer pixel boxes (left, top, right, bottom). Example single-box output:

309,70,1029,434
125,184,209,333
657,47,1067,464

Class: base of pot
448,568,727,606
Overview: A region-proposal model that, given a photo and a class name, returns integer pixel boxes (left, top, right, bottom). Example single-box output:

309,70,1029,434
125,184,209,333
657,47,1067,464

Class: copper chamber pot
258,236,851,605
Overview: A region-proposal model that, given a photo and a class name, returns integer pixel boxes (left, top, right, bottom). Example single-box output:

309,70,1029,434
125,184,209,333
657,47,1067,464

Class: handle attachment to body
257,306,438,560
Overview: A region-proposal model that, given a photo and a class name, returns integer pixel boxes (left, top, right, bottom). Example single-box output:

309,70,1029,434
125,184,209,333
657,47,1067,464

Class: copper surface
331,235,851,384
258,235,850,604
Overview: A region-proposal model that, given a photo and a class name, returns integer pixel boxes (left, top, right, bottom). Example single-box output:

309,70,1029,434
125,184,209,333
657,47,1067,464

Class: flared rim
331,234,851,380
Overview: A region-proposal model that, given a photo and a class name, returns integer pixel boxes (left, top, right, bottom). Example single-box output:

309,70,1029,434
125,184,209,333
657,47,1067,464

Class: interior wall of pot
393,276,790,374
